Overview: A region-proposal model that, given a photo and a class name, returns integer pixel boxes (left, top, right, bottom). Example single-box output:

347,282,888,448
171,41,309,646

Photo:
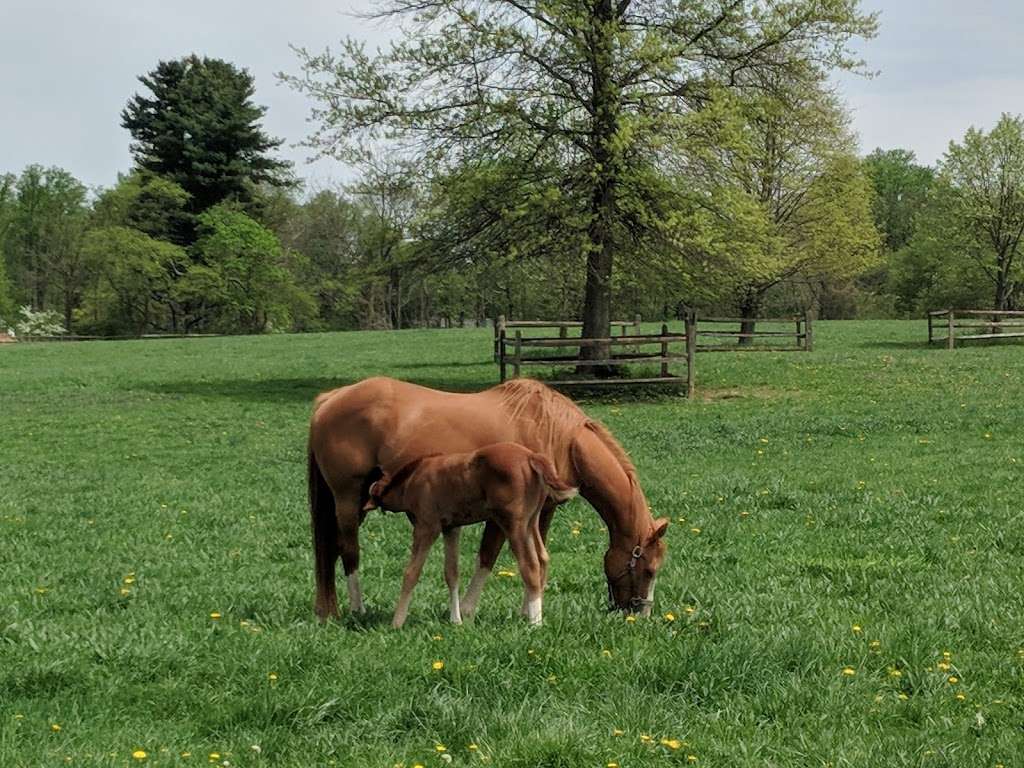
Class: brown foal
363,442,577,627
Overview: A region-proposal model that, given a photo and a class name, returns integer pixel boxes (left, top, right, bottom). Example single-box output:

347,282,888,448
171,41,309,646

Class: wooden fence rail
693,314,813,352
928,309,1024,348
498,320,695,395
494,314,642,361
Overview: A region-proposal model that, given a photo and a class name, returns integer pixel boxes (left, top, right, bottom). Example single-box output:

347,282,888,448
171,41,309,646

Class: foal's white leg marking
449,585,463,625
526,595,543,626
461,566,489,618
346,573,365,614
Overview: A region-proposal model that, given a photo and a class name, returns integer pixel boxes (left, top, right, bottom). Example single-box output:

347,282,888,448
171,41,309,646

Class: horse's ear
648,517,669,542
363,480,383,511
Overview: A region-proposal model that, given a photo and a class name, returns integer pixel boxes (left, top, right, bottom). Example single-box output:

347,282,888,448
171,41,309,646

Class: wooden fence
693,314,813,352
497,320,695,395
493,315,642,361
928,309,1024,348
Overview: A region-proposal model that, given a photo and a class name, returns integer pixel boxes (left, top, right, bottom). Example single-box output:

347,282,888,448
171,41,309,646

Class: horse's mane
493,379,638,484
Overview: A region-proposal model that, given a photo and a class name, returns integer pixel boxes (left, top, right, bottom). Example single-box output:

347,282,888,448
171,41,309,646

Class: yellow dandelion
413,764,424,768
948,676,958,684
208,754,220,761
181,752,191,758
955,692,966,701
869,640,881,651
571,528,581,536
684,606,696,615
467,744,478,751
120,588,131,597
607,763,619,768
612,729,624,737
435,744,447,753
690,527,701,534
625,615,637,623
268,672,278,682
639,734,653,743
851,624,862,633
888,668,902,678
432,634,443,641
123,576,136,584
664,612,676,622
132,750,147,760
937,661,950,671
432,660,445,671
687,756,698,763
51,723,61,732
497,570,516,578
601,649,612,658
898,693,908,701
209,612,221,620
841,667,856,677
660,738,681,749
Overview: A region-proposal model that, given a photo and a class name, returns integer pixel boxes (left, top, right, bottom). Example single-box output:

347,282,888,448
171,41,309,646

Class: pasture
2,321,1023,767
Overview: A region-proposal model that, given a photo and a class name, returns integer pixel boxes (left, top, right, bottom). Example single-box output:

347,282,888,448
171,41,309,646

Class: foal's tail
308,444,338,619
528,453,579,503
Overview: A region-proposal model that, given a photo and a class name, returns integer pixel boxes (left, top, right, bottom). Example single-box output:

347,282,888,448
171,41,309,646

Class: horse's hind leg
335,491,366,614
461,522,505,619
443,528,462,624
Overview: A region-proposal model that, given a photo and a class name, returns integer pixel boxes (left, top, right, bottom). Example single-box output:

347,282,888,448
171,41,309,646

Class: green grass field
2,321,1023,768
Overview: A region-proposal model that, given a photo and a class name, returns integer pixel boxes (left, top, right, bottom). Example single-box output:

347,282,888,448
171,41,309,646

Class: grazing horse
363,443,578,627
308,376,669,620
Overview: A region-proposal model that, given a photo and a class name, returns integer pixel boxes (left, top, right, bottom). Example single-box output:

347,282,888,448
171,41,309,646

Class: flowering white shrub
10,305,67,339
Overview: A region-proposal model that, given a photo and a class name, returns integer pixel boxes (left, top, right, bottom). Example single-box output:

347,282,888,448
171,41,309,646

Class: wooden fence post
804,312,814,352
560,325,568,339
499,329,507,382
494,315,506,362
634,313,642,335
685,312,696,398
660,323,669,378
927,313,933,345
947,310,955,350
513,330,522,379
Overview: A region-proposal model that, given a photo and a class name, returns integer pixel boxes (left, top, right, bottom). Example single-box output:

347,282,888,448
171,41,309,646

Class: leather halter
607,541,653,612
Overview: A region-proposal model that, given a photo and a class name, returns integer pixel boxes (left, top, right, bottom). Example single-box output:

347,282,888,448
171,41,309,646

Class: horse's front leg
393,524,439,629
461,521,504,619
443,528,462,624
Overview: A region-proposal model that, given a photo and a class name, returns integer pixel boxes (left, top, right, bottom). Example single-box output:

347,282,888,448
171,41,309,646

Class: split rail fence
928,309,1024,348
494,312,813,395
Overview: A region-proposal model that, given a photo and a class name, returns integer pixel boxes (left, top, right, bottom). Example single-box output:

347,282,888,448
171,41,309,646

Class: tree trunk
578,0,619,375
995,263,1011,311
739,291,761,347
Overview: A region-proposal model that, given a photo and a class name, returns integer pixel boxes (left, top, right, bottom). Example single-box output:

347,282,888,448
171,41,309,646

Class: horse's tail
528,453,578,503
309,443,338,620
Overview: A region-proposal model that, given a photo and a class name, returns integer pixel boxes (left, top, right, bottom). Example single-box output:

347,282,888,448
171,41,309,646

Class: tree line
2,8,1023,338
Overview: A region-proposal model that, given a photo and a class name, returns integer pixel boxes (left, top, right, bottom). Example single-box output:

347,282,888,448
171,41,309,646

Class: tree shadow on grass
136,373,499,405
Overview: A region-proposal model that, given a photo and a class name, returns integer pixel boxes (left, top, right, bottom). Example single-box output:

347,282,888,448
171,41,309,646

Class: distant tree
2,166,90,330
80,226,186,336
286,0,876,364
92,173,192,244
182,205,315,333
0,175,15,320
122,55,291,237
937,114,1024,310
863,149,934,253
679,82,880,337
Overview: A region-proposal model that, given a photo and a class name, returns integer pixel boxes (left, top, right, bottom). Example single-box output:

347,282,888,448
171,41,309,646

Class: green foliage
863,149,934,252
122,55,291,228
3,324,1024,766
937,114,1024,309
79,226,187,336
187,205,316,333
286,0,878,333
92,173,193,244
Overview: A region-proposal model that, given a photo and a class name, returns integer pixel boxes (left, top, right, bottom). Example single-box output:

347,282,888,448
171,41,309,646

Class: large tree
122,55,291,234
938,114,1024,310
863,148,934,253
286,0,875,359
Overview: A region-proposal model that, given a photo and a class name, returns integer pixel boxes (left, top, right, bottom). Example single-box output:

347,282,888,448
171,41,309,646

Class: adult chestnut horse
308,376,669,619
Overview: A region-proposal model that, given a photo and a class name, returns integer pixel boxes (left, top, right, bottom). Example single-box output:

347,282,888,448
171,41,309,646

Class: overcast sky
2,1,1023,192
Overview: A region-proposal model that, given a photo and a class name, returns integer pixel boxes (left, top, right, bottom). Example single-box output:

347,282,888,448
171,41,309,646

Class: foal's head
604,518,669,615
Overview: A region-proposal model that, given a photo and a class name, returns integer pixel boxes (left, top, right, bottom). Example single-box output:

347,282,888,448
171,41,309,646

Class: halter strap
607,540,653,611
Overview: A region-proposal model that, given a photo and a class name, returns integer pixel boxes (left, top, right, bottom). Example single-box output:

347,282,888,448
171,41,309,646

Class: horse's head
362,473,395,511
604,518,669,615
